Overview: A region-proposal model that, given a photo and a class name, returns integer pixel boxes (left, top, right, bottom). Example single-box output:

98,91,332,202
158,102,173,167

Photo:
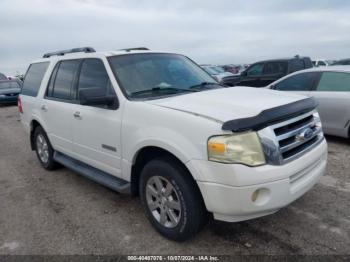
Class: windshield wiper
188,82,224,90
131,87,198,97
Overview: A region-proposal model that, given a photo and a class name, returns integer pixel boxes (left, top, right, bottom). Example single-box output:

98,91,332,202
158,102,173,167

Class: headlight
208,132,266,166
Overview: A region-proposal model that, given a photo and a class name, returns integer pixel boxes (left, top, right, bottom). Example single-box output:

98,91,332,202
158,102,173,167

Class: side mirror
79,87,118,108
241,71,247,76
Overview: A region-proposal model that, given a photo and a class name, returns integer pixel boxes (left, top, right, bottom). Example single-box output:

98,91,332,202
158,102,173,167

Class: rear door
40,59,81,156
71,58,122,177
311,71,350,137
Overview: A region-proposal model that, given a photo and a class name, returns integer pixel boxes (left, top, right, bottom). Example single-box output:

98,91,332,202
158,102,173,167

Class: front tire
139,156,208,241
34,126,59,170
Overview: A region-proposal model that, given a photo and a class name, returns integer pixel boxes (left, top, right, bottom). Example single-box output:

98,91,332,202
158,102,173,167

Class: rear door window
289,59,305,72
22,62,49,96
317,72,350,92
274,72,320,91
263,62,288,75
48,60,81,100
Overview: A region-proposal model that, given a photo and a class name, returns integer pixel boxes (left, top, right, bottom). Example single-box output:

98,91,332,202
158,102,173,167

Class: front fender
123,126,205,181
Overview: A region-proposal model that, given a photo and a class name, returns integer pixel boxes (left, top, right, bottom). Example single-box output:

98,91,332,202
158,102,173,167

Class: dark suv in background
222,56,313,87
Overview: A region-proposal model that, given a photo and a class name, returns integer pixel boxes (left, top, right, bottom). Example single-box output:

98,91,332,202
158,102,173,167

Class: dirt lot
0,105,349,255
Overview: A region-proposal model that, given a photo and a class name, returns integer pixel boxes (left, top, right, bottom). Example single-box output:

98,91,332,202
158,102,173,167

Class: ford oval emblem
297,128,314,141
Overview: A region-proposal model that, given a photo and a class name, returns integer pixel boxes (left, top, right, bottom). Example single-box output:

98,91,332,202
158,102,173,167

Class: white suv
19,47,327,241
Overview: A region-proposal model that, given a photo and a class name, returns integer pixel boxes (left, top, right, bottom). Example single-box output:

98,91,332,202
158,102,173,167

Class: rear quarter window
22,62,50,96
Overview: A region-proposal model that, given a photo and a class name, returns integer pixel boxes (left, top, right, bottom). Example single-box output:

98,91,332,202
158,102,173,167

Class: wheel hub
146,176,182,228
36,134,49,164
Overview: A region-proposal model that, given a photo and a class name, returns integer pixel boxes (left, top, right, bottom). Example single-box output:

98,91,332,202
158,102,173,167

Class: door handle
73,111,82,119
41,105,48,112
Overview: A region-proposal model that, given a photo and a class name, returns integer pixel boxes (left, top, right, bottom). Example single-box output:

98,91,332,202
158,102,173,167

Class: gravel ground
0,105,349,255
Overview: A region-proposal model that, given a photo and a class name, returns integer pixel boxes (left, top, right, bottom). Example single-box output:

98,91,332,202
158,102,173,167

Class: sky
0,0,350,75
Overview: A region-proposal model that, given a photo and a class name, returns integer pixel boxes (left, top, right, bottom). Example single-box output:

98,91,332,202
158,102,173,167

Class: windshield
0,81,20,89
108,53,220,99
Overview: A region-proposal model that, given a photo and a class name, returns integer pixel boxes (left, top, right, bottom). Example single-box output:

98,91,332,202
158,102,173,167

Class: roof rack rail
43,47,96,58
118,47,149,52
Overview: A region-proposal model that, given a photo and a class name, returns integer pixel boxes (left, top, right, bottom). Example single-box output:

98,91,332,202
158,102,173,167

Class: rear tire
34,126,59,170
139,156,208,241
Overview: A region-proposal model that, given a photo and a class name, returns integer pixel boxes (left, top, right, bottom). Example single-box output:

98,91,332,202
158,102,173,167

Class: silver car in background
267,66,350,138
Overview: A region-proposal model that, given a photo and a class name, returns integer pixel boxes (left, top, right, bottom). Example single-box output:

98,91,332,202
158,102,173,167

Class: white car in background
267,66,350,138
201,65,234,82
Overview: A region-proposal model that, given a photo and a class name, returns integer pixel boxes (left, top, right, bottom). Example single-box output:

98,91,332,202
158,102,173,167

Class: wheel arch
29,118,47,150
129,146,200,197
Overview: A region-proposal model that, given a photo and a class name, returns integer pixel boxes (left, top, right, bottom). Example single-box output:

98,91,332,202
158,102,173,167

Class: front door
238,62,265,87
71,58,123,178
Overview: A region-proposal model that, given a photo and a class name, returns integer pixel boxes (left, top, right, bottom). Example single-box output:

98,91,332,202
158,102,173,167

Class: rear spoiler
222,97,318,132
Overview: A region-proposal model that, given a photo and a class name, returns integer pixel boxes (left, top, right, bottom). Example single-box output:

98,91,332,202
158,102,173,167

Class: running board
53,151,130,194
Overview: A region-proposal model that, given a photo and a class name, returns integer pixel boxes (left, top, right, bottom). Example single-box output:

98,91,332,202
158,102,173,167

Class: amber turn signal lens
208,142,225,153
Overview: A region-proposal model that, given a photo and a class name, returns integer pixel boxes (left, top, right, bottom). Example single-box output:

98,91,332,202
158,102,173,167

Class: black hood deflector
222,97,318,132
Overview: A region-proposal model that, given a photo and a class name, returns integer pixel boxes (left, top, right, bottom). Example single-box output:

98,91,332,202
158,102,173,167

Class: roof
31,49,175,64
255,57,310,64
296,65,350,73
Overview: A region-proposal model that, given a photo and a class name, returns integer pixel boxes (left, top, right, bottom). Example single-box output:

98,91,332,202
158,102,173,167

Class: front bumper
0,94,18,104
187,139,327,222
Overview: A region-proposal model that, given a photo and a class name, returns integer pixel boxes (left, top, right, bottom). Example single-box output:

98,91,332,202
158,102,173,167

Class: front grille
272,111,323,162
258,110,324,165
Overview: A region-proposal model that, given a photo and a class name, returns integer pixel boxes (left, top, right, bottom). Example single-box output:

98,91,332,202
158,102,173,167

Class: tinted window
247,63,264,76
22,62,49,96
0,81,20,89
332,59,350,65
77,59,114,97
46,62,60,97
317,72,350,92
51,60,80,100
289,59,304,72
264,62,287,74
318,61,326,66
275,72,319,91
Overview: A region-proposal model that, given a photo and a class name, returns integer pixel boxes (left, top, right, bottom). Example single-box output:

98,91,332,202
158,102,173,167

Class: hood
146,86,306,123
